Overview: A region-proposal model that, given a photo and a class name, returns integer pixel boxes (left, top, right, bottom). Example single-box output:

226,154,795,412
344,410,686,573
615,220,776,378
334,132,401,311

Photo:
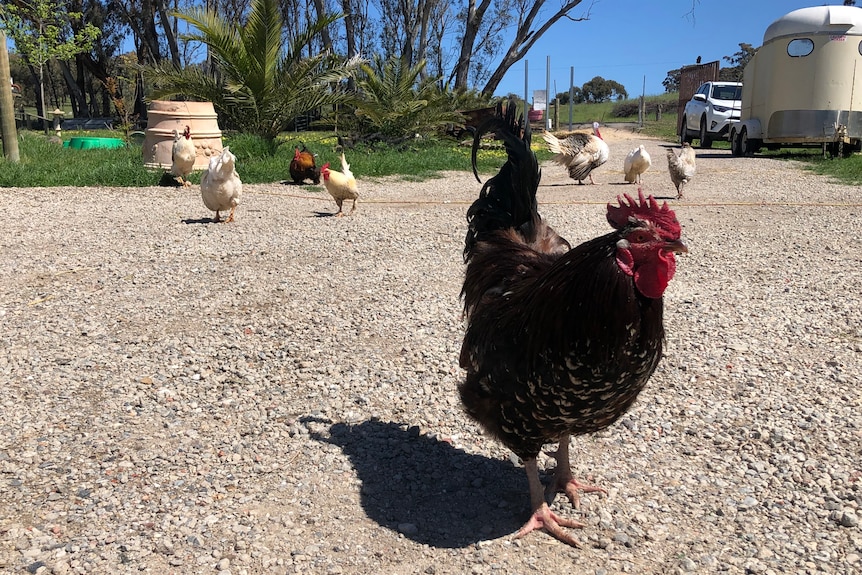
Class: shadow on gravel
306,417,526,548
181,217,217,225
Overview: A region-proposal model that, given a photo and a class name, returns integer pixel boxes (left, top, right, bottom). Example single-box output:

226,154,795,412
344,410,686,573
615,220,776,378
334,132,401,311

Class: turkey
542,122,609,184
460,99,687,547
667,143,696,199
623,144,651,184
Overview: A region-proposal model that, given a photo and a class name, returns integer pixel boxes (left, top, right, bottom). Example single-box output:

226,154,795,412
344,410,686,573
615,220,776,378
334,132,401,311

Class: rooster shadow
305,416,527,548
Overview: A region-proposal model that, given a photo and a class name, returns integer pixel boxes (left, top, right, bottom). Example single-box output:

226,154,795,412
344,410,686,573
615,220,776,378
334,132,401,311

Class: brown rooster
460,100,687,547
289,144,320,184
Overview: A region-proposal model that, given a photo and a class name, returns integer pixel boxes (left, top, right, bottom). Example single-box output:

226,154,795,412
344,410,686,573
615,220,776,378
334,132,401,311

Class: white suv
680,81,742,148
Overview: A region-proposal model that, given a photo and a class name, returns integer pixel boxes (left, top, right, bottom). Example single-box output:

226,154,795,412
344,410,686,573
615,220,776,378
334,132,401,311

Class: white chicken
321,152,359,216
200,147,242,223
623,144,651,184
171,125,196,187
667,143,697,199
542,122,609,184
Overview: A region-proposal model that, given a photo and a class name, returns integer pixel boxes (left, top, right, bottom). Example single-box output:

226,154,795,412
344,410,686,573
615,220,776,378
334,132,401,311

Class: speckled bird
459,100,688,547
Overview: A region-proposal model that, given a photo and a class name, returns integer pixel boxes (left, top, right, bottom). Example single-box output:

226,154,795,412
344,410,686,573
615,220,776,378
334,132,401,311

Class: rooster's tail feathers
464,99,540,262
339,152,353,179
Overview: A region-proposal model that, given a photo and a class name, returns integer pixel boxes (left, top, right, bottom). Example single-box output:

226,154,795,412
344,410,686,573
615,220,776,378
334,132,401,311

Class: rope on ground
245,188,862,208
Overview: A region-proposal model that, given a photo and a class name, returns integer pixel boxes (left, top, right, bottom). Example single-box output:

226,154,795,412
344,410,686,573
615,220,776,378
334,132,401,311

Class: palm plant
346,56,467,141
142,0,362,144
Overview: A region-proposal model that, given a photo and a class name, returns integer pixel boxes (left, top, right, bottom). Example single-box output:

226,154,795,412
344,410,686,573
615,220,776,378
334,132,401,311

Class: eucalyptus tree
143,0,362,143
0,0,99,130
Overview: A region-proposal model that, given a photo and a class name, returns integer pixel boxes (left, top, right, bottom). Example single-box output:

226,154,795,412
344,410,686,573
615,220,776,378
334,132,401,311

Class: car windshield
712,85,742,100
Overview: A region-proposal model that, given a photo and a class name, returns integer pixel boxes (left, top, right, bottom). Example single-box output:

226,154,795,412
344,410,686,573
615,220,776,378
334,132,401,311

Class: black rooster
459,100,687,547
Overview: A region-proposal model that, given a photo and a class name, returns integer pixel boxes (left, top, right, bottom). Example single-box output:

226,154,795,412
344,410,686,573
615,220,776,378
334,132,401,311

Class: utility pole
0,31,20,162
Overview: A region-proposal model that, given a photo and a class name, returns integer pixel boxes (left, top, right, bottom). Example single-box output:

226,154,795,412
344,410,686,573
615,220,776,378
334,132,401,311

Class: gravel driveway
1,129,860,575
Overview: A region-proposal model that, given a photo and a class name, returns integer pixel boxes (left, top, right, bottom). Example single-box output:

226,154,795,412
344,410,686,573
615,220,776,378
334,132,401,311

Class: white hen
623,144,651,184
667,143,696,199
201,147,242,223
542,122,610,184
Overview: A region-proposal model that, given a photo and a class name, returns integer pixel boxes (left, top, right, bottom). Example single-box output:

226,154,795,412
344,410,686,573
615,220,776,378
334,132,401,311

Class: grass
770,147,862,184
0,129,551,187
3,102,862,186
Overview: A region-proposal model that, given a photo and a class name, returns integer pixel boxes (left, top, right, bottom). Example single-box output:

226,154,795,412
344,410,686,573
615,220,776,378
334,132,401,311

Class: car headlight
713,105,730,113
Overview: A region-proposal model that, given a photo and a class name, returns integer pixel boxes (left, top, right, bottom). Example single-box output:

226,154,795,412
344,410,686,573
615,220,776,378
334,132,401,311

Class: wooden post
0,31,21,162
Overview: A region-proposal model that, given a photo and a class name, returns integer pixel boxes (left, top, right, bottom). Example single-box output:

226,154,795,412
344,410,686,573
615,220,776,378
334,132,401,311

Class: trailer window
787,39,814,57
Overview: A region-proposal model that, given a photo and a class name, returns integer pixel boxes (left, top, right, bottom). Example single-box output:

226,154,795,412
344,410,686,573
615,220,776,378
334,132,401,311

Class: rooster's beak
664,239,688,254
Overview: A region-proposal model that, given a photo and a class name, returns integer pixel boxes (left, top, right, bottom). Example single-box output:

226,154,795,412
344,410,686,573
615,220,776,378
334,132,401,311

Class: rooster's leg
350,198,356,214
676,183,684,200
212,211,221,223
334,199,344,217
513,458,586,548
548,435,607,509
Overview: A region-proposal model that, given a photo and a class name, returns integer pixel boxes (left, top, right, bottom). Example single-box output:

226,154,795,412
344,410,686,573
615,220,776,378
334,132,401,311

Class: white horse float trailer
730,5,862,157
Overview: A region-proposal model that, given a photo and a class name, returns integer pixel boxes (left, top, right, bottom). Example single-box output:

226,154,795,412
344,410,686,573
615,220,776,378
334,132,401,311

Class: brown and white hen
171,125,196,187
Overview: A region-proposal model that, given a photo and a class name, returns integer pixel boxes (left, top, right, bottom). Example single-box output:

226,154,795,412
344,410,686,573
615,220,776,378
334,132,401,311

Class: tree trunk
415,0,433,80
480,1,586,96
341,0,357,91
398,0,416,68
58,60,86,118
453,0,492,90
311,0,334,52
0,32,20,162
155,0,181,67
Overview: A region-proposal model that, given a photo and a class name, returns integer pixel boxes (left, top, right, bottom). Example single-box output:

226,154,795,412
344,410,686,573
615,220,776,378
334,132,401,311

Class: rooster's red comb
606,188,681,239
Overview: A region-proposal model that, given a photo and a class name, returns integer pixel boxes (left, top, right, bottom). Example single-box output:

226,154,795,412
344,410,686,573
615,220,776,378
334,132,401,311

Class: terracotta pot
142,101,223,170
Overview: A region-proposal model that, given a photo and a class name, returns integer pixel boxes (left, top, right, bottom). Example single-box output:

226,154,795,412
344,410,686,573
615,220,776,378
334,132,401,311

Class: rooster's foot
549,475,608,509
513,502,585,548
224,207,236,223
212,211,221,223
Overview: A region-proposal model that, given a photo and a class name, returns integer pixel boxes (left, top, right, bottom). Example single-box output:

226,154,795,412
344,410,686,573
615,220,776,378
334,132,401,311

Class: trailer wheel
739,127,757,156
730,130,742,156
699,117,712,149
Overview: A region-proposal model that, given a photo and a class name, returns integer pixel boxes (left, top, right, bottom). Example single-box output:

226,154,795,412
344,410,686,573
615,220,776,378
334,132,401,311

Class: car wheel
679,116,692,144
699,117,712,148
730,130,741,156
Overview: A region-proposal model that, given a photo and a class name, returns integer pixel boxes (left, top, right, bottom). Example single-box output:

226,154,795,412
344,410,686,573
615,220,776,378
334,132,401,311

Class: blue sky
491,0,828,99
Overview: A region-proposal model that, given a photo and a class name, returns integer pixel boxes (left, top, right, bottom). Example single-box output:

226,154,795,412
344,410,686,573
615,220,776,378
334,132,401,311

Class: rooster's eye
628,231,650,243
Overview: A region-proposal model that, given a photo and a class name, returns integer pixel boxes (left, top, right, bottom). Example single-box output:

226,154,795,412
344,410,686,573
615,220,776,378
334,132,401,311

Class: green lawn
3,98,861,186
